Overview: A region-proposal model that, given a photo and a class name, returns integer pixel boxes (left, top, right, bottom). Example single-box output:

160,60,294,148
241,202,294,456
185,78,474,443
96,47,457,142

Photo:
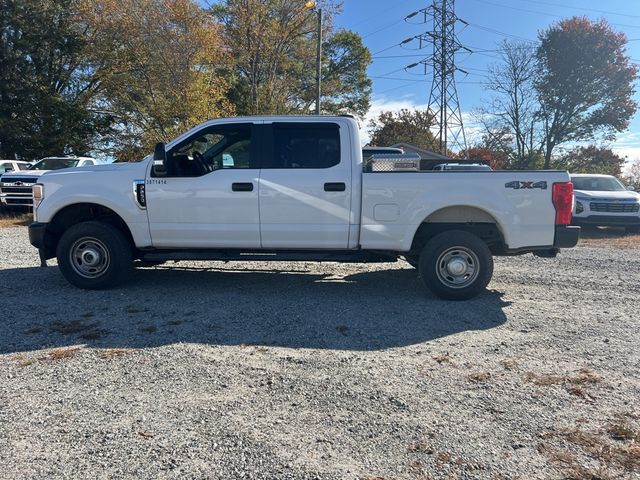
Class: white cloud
359,96,479,151
358,97,427,145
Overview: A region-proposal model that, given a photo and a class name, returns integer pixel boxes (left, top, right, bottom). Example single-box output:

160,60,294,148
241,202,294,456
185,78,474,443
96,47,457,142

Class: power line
517,0,640,20
468,0,640,31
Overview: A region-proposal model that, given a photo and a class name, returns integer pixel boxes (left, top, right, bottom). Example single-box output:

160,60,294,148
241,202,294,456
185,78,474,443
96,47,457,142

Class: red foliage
457,147,508,170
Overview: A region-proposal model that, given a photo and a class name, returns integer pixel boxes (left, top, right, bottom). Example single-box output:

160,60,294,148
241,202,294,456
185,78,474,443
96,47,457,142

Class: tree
456,147,508,170
623,159,640,191
81,0,233,160
367,109,437,149
480,40,543,169
536,17,638,168
554,145,626,176
0,0,113,160
213,0,371,116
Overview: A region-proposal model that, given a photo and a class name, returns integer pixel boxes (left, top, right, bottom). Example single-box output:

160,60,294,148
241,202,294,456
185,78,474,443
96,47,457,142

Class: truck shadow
0,264,510,354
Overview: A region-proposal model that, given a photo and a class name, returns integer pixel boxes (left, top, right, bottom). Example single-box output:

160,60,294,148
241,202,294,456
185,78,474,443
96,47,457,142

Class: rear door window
264,123,341,169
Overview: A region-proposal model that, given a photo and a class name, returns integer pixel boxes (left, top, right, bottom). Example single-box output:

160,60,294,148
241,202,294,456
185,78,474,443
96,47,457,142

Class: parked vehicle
362,146,403,158
29,116,579,299
570,174,640,233
0,156,99,208
0,160,31,173
433,163,492,171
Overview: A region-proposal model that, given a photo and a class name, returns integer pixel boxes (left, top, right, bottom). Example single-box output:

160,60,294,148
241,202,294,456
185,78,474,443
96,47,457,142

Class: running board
141,249,398,264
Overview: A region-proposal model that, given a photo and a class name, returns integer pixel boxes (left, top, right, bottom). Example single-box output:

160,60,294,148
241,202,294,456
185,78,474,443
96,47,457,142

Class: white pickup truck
29,116,579,299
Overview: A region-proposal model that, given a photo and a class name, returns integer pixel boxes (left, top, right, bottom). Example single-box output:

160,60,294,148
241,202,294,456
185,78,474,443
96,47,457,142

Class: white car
433,163,492,171
0,160,31,173
0,156,99,208
29,116,579,299
571,174,640,233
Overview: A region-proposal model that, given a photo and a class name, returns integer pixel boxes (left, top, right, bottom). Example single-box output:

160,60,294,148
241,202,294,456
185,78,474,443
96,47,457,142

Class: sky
331,0,640,161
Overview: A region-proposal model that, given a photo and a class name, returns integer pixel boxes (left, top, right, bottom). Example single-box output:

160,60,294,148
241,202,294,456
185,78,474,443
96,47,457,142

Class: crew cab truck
28,116,579,300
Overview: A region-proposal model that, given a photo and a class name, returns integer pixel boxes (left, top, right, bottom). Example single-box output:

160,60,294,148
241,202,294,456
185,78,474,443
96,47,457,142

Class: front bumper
572,215,640,227
29,222,48,250
554,225,580,248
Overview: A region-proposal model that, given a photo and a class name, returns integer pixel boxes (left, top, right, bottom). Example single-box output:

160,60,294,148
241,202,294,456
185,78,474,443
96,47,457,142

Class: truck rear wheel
56,221,132,289
418,230,493,300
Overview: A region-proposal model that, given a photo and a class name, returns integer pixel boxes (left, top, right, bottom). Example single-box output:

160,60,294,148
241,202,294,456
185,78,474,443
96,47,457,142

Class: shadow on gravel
0,264,510,354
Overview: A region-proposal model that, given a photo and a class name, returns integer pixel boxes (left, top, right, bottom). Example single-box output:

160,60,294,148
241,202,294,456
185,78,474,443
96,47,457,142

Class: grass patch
467,372,491,382
540,414,640,478
499,358,518,370
0,211,32,228
432,353,452,364
13,354,35,368
580,227,640,249
47,347,82,361
526,368,601,402
96,348,138,359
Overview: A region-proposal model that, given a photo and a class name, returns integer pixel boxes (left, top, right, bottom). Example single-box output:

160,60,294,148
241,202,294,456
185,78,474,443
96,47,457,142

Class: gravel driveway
0,226,638,479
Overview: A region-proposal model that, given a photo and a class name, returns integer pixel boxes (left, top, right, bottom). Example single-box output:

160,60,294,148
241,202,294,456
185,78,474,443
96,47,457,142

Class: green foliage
0,0,113,160
536,17,638,168
553,145,626,177
81,0,234,161
213,0,371,117
368,109,436,150
321,30,372,117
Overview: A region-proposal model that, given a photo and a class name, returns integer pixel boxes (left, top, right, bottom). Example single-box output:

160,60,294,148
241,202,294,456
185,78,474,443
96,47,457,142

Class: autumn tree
456,147,508,170
368,109,437,150
0,0,113,160
554,145,626,176
479,40,543,169
82,0,233,160
536,18,638,168
213,0,371,116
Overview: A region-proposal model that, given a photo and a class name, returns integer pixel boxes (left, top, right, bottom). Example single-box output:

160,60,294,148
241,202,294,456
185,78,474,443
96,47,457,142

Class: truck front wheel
419,230,493,300
56,221,132,289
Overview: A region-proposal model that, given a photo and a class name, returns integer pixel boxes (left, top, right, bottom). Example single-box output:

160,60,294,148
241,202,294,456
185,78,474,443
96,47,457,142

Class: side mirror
627,186,636,192
153,142,167,176
4,167,13,172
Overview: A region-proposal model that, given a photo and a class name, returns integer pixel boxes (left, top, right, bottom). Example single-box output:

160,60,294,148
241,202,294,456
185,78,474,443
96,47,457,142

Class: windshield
571,176,626,192
29,158,80,170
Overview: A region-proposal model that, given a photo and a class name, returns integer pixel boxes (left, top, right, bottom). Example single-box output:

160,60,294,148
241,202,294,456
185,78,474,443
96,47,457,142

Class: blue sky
333,0,640,160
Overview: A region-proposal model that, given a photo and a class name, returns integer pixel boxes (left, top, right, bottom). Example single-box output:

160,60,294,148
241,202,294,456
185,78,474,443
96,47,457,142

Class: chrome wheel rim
435,246,479,289
69,237,110,279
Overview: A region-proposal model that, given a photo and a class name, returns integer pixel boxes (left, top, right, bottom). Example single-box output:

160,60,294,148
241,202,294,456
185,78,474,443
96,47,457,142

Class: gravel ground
0,226,639,480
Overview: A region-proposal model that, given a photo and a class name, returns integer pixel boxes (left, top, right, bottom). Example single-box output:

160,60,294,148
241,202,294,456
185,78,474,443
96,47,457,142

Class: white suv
571,174,640,233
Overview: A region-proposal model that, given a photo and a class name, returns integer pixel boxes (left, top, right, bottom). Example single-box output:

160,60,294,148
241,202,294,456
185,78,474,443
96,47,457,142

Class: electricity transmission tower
424,0,468,155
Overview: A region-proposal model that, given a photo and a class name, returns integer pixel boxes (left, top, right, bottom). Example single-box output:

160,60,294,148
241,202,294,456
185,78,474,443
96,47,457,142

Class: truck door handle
324,182,346,192
232,182,253,192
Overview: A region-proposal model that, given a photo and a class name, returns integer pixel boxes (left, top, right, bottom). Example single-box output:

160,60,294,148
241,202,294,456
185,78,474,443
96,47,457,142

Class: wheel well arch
409,206,507,256
42,203,135,258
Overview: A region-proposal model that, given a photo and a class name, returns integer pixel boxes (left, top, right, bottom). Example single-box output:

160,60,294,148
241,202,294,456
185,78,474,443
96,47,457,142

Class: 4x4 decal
505,181,548,190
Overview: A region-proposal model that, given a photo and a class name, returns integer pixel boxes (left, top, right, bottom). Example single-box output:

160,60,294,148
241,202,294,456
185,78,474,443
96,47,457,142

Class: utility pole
305,1,322,114
316,8,322,115
424,0,468,155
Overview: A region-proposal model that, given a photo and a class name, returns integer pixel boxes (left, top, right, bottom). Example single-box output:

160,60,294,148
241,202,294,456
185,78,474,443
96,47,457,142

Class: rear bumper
554,225,580,248
572,215,640,227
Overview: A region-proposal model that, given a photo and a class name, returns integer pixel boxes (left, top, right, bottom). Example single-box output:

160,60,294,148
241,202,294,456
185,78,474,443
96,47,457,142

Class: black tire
418,230,493,300
56,221,132,289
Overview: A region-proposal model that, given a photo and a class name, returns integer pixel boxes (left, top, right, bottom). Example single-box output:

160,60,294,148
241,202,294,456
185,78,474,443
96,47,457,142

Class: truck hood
574,189,639,202
1,169,50,180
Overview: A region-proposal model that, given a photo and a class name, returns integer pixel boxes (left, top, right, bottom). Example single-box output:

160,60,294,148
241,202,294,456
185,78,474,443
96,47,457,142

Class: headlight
575,200,584,214
33,183,44,208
